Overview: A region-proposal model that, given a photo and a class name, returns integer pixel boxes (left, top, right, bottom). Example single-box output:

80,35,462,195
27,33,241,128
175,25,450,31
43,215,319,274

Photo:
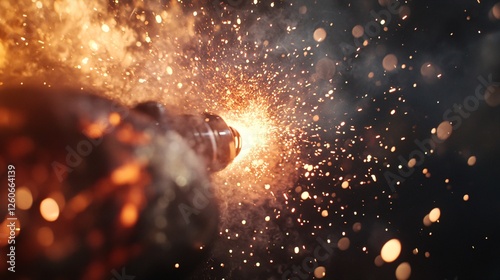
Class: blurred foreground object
0,86,240,279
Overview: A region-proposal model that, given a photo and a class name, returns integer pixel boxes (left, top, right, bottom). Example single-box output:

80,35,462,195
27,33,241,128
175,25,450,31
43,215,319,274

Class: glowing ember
40,198,60,222
380,239,402,263
429,208,441,223
395,262,412,280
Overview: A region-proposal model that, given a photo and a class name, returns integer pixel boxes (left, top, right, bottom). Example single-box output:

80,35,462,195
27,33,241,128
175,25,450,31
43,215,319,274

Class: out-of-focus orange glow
467,156,477,166
374,255,384,267
381,239,402,263
67,192,91,214
423,214,432,226
337,237,350,251
40,198,60,222
7,136,34,158
429,208,441,222
353,222,362,232
50,191,66,211
395,262,412,280
314,266,326,278
301,191,310,200
0,218,21,247
37,226,54,247
382,54,398,71
111,162,141,185
0,108,25,128
436,121,452,141
109,112,121,126
82,121,108,139
17,186,33,210
352,25,364,38
313,28,327,42
492,3,500,20
341,181,349,189
120,203,139,227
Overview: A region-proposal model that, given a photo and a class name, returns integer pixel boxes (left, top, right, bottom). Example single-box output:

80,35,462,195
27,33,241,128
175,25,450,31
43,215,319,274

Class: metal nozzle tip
229,126,242,158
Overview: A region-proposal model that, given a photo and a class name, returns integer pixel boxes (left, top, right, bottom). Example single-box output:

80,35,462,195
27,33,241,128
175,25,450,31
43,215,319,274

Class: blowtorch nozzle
134,101,242,171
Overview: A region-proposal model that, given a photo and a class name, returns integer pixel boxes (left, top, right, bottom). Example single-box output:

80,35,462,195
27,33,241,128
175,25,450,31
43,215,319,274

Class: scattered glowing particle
89,40,99,51
380,239,402,263
407,158,416,168
395,262,412,280
301,191,310,200
352,25,364,38
101,24,110,33
424,251,430,258
429,208,441,222
321,210,328,217
313,115,319,122
174,263,180,268
264,184,271,190
337,237,350,251
436,121,453,140
155,15,162,23
341,181,349,189
40,198,60,222
382,54,398,71
17,186,33,210
463,194,470,201
353,222,362,232
166,66,173,75
413,248,419,255
467,156,477,166
313,28,327,42
265,216,270,222
314,266,326,278
420,62,438,78
35,1,43,9
294,247,300,254
242,220,247,225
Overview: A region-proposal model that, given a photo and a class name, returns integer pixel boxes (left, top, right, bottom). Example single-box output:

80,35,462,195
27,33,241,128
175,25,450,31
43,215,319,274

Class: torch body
0,87,229,279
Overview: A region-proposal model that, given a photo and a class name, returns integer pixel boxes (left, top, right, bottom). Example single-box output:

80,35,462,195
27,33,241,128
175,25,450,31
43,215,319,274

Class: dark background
193,0,500,279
